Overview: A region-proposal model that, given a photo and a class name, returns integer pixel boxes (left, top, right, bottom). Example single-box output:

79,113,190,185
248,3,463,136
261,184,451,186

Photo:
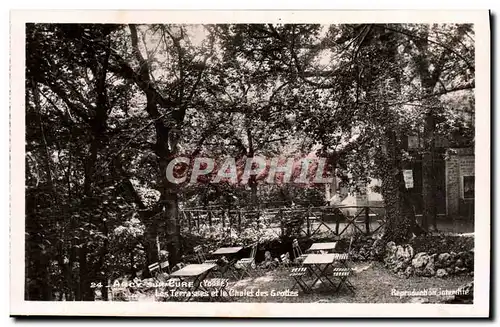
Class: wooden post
208,210,212,227
238,210,242,233
306,207,311,237
227,208,231,236
365,206,370,235
256,210,260,232
156,235,161,261
188,212,192,233
335,208,340,236
279,209,284,237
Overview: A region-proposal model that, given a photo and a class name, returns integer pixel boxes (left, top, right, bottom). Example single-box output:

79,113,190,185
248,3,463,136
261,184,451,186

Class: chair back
193,245,206,263
249,242,258,259
280,252,290,266
160,260,170,274
347,236,355,263
292,239,303,259
348,236,354,254
148,262,160,275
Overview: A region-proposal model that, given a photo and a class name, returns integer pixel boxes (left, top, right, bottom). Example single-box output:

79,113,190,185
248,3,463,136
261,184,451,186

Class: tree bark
422,110,438,231
381,130,416,244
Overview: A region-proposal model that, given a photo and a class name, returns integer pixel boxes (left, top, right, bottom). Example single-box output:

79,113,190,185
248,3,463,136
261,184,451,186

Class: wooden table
169,263,217,301
211,246,243,279
212,246,243,255
301,254,339,291
307,242,337,253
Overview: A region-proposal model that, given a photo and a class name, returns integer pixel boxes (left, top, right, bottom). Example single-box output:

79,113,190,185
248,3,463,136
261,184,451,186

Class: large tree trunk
381,130,417,244
249,175,258,206
78,246,94,301
422,110,438,231
163,189,181,265
247,128,259,207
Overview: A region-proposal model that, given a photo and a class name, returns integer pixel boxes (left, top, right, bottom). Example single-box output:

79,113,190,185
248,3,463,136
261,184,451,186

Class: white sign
403,169,414,189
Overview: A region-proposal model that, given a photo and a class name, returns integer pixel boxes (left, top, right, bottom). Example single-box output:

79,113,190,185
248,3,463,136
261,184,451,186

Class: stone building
445,148,474,218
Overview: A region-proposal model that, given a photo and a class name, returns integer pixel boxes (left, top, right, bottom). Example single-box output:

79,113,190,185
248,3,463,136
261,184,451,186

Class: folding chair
331,236,356,294
148,260,171,281
332,267,355,294
235,242,258,279
289,267,311,293
292,239,308,266
148,262,161,277
193,245,219,265
280,252,291,268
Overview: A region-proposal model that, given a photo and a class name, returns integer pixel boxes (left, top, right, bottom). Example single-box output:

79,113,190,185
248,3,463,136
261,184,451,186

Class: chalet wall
445,148,474,218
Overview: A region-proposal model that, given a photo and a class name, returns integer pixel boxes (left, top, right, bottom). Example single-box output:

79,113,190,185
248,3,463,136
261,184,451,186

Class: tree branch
382,25,475,73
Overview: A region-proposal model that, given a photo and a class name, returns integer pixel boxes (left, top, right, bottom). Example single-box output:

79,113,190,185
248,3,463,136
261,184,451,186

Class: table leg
307,264,337,291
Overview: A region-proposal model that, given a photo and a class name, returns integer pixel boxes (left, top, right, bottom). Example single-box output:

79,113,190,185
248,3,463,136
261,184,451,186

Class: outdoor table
212,246,243,255
307,242,337,253
211,246,243,279
301,254,339,291
169,263,217,301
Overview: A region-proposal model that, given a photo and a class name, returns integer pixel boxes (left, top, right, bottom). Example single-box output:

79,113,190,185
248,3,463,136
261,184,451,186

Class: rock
436,253,451,268
404,266,414,277
436,268,448,278
422,265,435,277
396,245,414,263
393,261,406,272
386,241,397,252
423,255,436,276
463,251,474,268
372,238,385,258
455,259,464,268
437,253,450,261
412,252,435,277
412,252,429,269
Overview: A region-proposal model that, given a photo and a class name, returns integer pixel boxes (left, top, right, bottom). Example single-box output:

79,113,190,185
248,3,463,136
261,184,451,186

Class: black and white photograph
10,10,490,317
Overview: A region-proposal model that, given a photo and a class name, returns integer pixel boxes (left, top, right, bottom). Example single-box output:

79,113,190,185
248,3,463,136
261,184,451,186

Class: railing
179,205,386,238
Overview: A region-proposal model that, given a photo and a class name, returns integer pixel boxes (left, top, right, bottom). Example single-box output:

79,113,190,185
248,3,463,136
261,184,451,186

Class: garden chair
235,242,258,279
331,236,356,294
193,245,219,265
148,259,171,278
289,266,311,293
280,252,291,268
292,239,308,266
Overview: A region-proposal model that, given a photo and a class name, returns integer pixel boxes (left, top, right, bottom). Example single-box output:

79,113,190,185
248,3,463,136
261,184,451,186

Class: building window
463,176,474,199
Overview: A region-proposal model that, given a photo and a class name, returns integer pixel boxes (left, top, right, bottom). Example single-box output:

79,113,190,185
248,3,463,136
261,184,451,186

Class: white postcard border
10,9,490,317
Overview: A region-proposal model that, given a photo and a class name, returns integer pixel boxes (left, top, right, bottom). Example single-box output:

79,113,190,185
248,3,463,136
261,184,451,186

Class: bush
410,234,474,255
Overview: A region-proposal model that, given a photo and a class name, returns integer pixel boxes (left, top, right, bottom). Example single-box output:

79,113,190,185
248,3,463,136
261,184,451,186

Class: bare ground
126,261,472,303
225,261,472,303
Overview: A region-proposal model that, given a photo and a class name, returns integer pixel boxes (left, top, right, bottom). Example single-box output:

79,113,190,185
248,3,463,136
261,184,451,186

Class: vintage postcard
10,10,490,317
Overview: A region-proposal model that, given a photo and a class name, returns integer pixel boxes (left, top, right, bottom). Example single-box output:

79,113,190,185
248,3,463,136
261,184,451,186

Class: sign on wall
403,169,414,189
